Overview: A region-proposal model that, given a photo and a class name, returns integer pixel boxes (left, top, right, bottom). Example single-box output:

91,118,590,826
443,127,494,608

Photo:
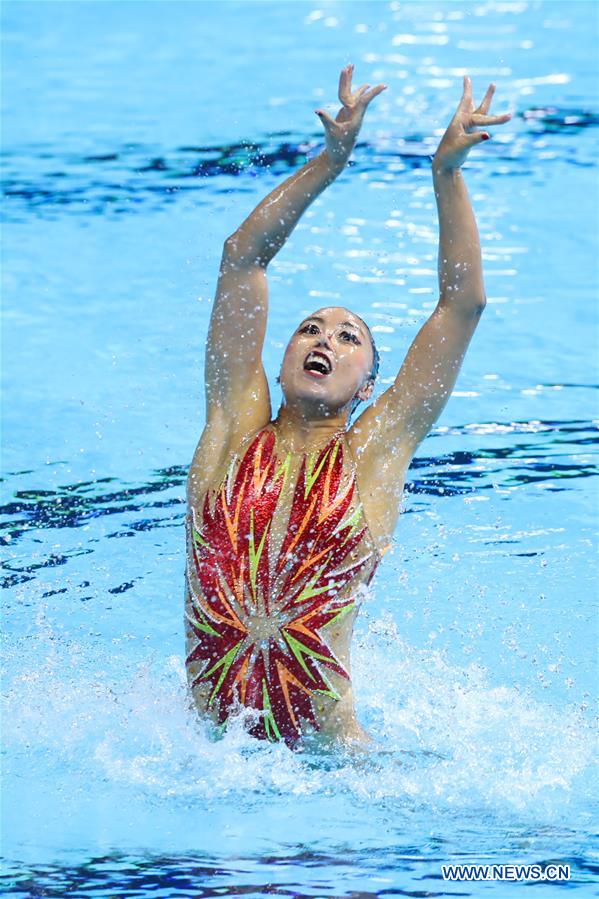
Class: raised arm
351,77,511,536
204,155,340,443
204,65,386,444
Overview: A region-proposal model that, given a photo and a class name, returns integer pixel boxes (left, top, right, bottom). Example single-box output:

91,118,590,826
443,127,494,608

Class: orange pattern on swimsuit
186,428,379,745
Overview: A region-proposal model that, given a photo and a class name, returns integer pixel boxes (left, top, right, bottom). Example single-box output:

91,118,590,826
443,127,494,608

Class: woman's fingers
315,108,339,130
338,63,354,105
337,64,386,109
466,130,491,146
478,83,496,114
460,75,473,108
360,84,387,106
463,79,509,124
471,112,512,125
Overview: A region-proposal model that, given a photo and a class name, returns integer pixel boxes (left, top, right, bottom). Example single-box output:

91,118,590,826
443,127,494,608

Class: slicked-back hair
357,316,380,383
349,315,379,417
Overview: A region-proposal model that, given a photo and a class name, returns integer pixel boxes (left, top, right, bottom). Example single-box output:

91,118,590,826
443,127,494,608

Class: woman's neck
272,404,347,454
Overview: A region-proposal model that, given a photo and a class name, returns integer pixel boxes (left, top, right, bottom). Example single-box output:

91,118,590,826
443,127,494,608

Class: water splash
3,614,594,822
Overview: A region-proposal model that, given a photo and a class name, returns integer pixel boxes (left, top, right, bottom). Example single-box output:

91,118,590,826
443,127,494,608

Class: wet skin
186,67,511,745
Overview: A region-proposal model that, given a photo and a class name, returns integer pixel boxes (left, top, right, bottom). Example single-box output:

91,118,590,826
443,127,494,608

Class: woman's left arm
433,77,511,308
350,77,511,534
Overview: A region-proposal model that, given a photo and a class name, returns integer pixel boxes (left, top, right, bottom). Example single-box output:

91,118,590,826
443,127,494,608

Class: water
2,1,598,895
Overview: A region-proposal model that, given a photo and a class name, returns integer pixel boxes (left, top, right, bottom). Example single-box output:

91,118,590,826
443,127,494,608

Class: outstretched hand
316,63,387,169
433,76,511,173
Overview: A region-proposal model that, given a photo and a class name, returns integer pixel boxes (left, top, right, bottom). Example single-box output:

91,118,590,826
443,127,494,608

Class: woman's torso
185,423,383,746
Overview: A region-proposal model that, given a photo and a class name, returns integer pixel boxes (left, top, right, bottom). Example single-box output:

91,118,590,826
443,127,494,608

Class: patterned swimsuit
185,426,381,746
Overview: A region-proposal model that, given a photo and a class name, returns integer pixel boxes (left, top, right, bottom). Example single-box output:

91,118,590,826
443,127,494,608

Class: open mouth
303,351,333,377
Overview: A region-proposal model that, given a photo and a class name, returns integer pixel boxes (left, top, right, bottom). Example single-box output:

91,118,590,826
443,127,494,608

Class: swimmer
185,65,511,748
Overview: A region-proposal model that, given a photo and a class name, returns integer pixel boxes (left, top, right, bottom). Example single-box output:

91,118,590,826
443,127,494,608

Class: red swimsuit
186,426,380,745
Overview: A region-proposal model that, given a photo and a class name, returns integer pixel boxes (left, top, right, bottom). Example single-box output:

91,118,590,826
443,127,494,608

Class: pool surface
2,1,598,895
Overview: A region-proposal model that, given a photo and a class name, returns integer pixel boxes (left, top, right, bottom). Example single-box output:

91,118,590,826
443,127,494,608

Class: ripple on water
2,416,596,589
2,109,597,220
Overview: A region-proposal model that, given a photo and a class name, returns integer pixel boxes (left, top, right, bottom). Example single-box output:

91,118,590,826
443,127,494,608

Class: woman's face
279,306,375,416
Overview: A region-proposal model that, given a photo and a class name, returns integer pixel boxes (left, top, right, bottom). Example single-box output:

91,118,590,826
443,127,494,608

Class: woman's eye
341,331,360,344
300,324,319,334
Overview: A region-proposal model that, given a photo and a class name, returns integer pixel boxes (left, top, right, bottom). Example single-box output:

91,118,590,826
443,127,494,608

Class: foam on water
3,608,594,828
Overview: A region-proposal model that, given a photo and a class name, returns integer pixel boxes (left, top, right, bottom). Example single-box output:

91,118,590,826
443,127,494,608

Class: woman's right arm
189,153,344,503
205,150,345,438
189,66,385,501
204,65,387,437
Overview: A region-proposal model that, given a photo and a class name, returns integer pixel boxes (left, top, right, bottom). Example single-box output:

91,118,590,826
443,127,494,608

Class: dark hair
348,315,379,417
357,316,380,384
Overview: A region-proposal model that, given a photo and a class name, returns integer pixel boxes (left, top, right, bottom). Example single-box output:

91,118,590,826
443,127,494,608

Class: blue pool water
2,1,598,895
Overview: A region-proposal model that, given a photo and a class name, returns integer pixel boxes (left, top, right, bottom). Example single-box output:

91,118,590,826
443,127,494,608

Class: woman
185,65,511,747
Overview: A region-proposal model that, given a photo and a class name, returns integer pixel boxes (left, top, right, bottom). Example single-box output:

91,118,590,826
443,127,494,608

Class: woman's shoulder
187,421,276,509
